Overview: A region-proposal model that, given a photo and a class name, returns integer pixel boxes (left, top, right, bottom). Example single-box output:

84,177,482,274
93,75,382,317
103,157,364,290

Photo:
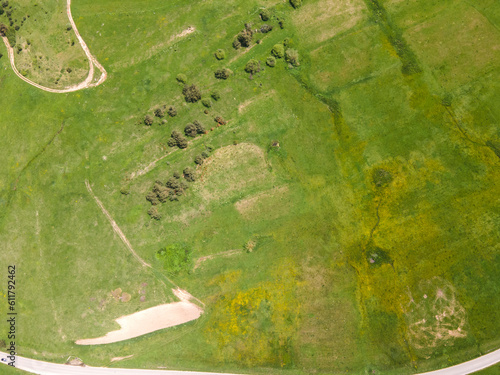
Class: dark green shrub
290,0,302,8
202,99,212,108
283,37,291,47
232,38,241,49
236,28,253,48
285,49,300,66
215,116,227,125
211,91,221,101
194,155,204,165
167,137,177,147
260,9,271,21
266,56,276,67
173,171,181,179
146,191,159,205
176,73,187,83
183,167,196,182
167,106,177,117
201,151,210,159
171,130,183,140
245,59,260,74
144,115,154,126
271,44,285,58
214,68,232,80
148,207,161,220
177,137,188,149
182,84,201,103
184,123,198,137
194,120,205,134
154,107,165,118
260,24,273,33
214,49,225,60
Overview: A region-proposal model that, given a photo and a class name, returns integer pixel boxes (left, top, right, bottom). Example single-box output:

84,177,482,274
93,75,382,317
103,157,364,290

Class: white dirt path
1,0,107,93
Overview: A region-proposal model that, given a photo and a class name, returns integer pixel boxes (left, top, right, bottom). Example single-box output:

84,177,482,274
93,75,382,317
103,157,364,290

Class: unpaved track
85,180,150,267
1,0,107,93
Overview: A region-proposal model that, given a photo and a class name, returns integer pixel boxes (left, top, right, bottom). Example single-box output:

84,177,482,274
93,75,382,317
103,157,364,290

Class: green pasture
0,0,498,374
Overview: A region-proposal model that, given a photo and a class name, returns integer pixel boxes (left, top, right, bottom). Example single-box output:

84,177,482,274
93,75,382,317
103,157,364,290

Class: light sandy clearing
1,0,107,93
110,355,133,363
75,289,203,345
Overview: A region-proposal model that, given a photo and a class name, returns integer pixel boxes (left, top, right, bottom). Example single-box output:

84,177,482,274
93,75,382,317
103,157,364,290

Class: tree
285,49,300,66
173,171,181,179
214,49,226,60
0,23,8,37
144,115,154,126
214,68,232,80
266,56,276,67
148,206,161,220
184,123,198,137
272,44,285,58
167,106,177,117
214,116,226,125
177,137,188,149
194,155,204,165
194,120,205,134
183,167,196,182
202,99,212,108
245,59,260,74
290,0,302,8
211,91,221,101
260,24,273,33
236,29,253,48
146,191,159,205
155,243,192,275
154,107,165,118
176,73,187,83
182,84,201,103
260,9,271,21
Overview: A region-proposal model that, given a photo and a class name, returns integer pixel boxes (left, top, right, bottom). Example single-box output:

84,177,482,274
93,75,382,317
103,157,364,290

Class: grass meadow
0,0,499,374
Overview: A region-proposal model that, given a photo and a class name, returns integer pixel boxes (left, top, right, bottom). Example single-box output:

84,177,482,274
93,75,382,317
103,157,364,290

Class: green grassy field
0,0,499,374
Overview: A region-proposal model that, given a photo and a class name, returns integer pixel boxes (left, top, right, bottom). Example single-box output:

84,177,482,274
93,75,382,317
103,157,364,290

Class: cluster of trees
143,105,177,126
194,151,210,165
168,130,188,149
214,116,227,126
233,23,253,49
184,120,206,137
290,0,302,8
146,167,199,219
268,40,300,67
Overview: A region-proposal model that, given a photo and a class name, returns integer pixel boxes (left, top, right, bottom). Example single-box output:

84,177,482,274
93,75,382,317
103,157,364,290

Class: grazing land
0,0,498,374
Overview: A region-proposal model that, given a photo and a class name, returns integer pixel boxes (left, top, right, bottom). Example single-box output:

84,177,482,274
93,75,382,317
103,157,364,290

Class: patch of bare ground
234,185,289,219
110,355,133,363
195,143,274,202
194,249,242,270
76,289,203,345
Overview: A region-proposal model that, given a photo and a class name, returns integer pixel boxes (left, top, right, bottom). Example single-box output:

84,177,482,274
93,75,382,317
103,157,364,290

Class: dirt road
0,0,107,93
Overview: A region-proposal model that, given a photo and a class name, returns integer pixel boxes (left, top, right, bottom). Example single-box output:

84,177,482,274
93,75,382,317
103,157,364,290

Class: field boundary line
85,179,151,268
1,0,107,93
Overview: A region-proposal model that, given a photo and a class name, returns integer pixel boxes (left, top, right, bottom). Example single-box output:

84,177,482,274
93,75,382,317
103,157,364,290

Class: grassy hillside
0,0,498,374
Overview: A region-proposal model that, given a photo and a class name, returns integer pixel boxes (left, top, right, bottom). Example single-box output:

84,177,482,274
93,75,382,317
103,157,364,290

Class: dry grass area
234,185,289,220
194,143,275,203
403,3,500,91
292,0,367,44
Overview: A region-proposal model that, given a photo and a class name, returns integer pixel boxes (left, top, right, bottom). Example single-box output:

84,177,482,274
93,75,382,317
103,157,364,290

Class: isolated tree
290,0,302,8
167,106,177,117
214,49,226,60
183,167,196,182
182,84,201,103
202,99,212,108
285,49,300,66
194,155,204,165
214,68,232,80
260,24,273,33
154,107,165,118
245,59,260,74
260,9,271,21
148,206,161,220
236,28,253,47
266,56,276,67
173,171,181,179
144,115,154,126
272,44,285,58
211,91,221,101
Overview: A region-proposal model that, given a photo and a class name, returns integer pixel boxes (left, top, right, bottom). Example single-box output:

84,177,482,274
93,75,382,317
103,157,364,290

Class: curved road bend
1,349,500,375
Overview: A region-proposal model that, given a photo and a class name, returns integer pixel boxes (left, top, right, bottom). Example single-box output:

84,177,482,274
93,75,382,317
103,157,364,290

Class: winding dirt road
1,0,107,93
